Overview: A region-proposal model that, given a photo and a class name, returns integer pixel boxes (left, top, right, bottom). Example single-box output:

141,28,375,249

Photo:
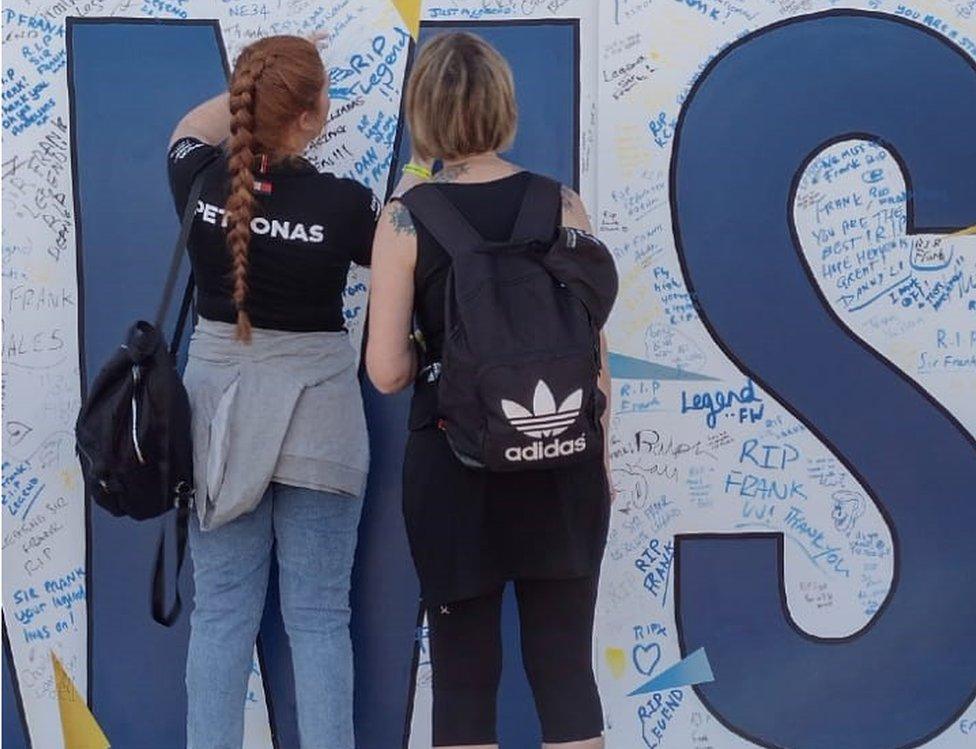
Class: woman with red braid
167,34,376,749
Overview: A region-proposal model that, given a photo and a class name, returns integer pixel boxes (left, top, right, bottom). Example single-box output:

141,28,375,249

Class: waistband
190,317,354,369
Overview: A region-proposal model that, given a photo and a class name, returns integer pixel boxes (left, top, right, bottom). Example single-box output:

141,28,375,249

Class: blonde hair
406,32,517,162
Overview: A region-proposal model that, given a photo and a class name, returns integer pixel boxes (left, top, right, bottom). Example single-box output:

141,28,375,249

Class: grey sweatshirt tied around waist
183,317,369,531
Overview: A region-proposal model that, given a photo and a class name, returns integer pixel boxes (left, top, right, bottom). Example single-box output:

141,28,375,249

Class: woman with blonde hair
368,32,611,749
167,33,376,748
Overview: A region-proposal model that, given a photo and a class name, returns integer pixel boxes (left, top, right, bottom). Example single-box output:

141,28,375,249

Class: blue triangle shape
628,647,715,696
608,352,716,382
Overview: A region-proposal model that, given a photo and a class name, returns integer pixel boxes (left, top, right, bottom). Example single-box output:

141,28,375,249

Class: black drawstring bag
75,173,203,626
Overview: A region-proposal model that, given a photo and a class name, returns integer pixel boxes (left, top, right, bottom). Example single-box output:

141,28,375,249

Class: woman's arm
561,186,614,497
169,93,230,148
365,155,434,390
365,200,419,393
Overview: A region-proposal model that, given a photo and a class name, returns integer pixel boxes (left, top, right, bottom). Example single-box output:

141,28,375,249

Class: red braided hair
225,36,325,341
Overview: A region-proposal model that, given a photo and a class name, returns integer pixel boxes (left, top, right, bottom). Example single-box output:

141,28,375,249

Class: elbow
370,375,407,395
366,356,412,395
169,115,194,149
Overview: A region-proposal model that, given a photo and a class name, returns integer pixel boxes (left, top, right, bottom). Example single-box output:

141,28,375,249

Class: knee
524,656,598,717
429,628,502,707
280,597,351,635
431,667,500,747
521,642,602,742
529,668,603,743
278,575,352,633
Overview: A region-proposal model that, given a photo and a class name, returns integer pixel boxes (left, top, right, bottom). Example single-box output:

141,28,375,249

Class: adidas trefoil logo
502,380,582,438
500,381,587,463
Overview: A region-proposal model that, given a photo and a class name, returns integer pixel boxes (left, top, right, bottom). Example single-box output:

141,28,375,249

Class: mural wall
2,0,974,748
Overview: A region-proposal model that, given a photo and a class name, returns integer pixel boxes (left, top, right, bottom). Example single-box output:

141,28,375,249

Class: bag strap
510,174,561,243
148,172,203,627
151,496,189,626
168,273,196,358
155,172,206,329
399,184,484,258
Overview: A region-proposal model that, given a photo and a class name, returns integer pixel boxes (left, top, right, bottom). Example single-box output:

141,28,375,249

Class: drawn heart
632,642,661,677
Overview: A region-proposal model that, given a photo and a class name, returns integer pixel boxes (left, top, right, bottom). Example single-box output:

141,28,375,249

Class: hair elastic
403,162,432,180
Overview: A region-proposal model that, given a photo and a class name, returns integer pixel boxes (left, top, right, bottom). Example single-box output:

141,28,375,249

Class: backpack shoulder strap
155,171,206,328
510,174,561,242
400,184,484,258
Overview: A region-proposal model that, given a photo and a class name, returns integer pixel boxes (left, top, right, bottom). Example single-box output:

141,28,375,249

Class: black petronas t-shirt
167,137,379,332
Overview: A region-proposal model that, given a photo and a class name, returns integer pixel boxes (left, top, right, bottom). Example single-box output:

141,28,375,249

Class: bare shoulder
560,184,592,232
381,200,416,236
560,184,584,211
372,199,418,272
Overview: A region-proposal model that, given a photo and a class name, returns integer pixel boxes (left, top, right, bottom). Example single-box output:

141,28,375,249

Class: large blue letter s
671,11,976,749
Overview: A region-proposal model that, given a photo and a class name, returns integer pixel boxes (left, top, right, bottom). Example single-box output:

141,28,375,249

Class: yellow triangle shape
948,223,976,237
391,0,422,39
52,653,110,749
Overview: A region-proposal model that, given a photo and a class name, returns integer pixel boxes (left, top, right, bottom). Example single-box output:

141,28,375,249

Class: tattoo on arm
389,202,416,235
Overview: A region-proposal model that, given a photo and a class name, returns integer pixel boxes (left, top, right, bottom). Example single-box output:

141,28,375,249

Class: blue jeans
185,483,362,749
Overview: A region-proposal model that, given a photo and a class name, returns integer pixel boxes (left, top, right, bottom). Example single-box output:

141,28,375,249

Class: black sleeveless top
401,173,610,605
167,137,378,332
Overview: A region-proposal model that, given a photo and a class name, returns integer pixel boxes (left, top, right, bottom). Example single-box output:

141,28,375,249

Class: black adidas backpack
401,174,618,471
75,173,204,625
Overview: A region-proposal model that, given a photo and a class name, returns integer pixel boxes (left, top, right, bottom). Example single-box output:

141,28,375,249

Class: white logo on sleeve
500,380,587,462
171,138,207,161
